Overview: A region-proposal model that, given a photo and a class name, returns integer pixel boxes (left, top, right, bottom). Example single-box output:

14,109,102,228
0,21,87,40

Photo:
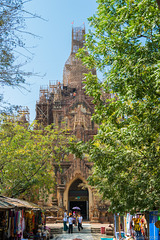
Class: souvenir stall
24,209,48,239
131,214,148,240
114,213,148,240
0,196,50,240
0,201,13,240
114,214,125,239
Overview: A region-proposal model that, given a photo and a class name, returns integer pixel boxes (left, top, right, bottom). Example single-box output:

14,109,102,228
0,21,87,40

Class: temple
35,26,113,223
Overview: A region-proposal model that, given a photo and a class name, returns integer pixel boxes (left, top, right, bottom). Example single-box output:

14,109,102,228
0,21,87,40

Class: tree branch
156,0,160,9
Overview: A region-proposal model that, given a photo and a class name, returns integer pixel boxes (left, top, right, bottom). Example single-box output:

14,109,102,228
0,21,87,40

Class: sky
3,0,98,122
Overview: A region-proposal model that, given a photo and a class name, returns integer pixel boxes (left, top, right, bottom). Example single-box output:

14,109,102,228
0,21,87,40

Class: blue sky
3,0,98,122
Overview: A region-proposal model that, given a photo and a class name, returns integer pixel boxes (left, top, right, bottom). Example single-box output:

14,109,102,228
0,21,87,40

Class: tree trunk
156,0,160,9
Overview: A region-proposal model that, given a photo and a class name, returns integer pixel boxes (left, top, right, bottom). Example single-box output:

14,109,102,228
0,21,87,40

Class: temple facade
35,26,113,223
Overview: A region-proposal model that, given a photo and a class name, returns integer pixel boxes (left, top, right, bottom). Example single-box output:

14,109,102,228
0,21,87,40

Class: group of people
63,210,83,234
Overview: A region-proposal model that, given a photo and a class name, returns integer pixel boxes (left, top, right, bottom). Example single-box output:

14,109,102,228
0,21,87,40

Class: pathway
48,223,113,240
52,223,93,239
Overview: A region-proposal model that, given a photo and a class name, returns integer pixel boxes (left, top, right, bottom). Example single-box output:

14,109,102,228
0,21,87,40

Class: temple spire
63,26,87,88
71,26,85,54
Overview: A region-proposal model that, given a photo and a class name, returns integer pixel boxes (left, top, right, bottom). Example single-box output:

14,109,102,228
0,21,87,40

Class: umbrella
72,206,81,210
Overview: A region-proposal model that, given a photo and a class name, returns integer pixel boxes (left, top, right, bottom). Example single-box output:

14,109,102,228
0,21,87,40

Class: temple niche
36,26,112,223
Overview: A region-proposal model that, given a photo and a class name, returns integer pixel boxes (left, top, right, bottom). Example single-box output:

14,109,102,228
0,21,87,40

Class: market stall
0,196,50,240
0,200,13,240
114,213,148,240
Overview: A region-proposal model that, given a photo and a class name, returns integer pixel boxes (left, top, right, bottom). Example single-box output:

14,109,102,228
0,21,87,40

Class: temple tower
63,26,91,89
35,26,112,223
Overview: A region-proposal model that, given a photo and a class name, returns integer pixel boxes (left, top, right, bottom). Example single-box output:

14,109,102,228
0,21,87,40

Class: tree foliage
0,0,40,113
0,116,73,201
0,0,34,87
76,0,160,214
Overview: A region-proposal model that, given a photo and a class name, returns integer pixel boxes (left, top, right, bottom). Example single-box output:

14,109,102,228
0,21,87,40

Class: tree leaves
0,117,73,201
0,0,31,87
76,0,160,214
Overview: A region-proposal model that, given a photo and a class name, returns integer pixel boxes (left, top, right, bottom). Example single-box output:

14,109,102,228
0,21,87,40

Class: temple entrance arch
68,178,89,220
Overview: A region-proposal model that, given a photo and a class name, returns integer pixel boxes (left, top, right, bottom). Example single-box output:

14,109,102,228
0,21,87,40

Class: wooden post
119,215,121,240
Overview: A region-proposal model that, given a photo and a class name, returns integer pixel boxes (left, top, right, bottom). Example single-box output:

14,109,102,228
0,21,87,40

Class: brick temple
35,26,113,223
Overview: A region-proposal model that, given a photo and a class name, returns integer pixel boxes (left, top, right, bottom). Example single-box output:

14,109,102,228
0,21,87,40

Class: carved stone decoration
57,208,64,223
35,26,112,223
90,207,100,223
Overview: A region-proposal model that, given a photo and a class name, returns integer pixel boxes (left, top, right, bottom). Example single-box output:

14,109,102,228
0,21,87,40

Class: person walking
68,214,74,234
64,209,67,218
63,210,68,232
77,213,83,231
73,211,77,226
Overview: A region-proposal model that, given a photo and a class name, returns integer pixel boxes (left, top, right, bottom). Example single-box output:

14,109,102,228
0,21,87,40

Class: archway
68,179,89,220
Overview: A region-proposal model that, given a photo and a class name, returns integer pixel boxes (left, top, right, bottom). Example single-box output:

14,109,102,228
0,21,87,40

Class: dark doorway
69,201,88,219
68,179,89,220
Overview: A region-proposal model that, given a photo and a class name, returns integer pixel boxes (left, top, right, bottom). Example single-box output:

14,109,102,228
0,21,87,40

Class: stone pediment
67,93,93,113
61,157,91,184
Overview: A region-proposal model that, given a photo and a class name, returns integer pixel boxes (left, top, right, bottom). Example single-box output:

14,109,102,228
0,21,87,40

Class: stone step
46,216,57,224
91,227,114,235
72,228,91,233
48,225,114,237
91,228,101,233
50,227,91,235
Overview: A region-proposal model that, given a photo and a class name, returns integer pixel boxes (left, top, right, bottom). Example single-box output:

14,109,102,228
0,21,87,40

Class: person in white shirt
63,210,68,231
68,215,74,233
77,214,83,231
64,210,67,218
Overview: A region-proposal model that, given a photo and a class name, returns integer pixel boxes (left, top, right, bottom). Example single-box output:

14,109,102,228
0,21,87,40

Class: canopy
0,196,40,210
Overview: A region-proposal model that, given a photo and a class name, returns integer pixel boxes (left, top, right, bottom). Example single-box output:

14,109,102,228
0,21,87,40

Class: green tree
0,116,73,201
76,0,160,214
